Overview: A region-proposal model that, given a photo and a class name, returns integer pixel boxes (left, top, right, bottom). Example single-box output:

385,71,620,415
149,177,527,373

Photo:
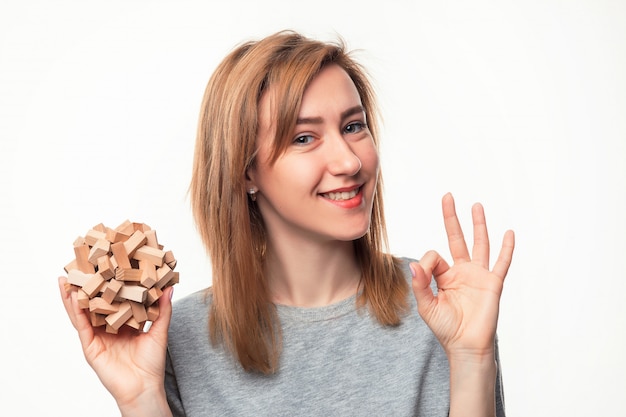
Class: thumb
148,286,174,339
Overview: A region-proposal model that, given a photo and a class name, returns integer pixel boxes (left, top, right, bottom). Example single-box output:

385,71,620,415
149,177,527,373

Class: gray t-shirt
165,258,505,416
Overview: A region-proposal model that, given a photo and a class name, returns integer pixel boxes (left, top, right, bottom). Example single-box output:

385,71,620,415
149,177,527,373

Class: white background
1,1,625,416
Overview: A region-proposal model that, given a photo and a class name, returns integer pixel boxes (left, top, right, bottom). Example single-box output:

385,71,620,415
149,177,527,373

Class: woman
59,30,515,416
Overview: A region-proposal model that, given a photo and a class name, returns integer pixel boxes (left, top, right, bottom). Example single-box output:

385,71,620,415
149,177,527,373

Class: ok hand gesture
411,193,515,360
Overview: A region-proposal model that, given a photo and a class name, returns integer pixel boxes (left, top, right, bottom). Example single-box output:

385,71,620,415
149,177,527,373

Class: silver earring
248,188,257,201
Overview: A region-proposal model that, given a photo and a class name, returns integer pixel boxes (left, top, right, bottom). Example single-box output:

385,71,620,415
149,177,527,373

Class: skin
58,278,174,416
412,194,515,416
247,64,379,306
58,64,515,417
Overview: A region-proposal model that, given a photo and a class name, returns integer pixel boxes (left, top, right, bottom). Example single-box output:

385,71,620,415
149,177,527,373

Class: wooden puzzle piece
63,221,178,333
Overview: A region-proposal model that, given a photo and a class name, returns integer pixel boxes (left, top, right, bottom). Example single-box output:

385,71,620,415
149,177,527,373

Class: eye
293,134,315,145
343,121,367,135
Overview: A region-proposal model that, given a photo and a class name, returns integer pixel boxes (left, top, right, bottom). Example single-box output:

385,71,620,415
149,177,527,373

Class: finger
148,286,174,341
62,280,96,352
442,193,470,263
492,230,515,280
410,262,435,313
58,276,80,330
417,250,451,281
471,202,490,268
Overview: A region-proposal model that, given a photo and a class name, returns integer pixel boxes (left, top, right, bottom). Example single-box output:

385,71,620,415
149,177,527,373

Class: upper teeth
324,188,359,201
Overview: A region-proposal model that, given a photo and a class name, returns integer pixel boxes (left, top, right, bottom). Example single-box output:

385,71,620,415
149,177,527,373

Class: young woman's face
248,64,379,245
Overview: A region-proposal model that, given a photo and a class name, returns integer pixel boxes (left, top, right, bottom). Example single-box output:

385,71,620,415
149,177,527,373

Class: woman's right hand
58,276,174,416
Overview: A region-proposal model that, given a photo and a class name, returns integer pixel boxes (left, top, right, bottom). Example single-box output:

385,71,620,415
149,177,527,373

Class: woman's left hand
411,193,515,361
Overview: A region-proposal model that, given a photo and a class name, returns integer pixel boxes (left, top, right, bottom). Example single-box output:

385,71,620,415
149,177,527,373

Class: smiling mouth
321,186,361,201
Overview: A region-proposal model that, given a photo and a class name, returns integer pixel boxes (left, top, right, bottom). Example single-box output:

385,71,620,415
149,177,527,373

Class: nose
326,135,362,177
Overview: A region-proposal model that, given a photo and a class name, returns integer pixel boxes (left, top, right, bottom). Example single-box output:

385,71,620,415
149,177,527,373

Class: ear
245,165,258,193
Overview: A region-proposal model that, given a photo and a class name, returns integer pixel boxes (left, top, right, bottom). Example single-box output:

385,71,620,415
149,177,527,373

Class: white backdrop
1,1,625,416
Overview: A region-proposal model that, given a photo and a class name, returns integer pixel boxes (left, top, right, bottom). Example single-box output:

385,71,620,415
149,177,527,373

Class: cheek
359,142,380,175
258,157,321,193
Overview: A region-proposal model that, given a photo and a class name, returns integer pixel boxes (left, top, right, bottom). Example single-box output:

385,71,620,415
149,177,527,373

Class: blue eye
293,135,314,145
344,122,366,134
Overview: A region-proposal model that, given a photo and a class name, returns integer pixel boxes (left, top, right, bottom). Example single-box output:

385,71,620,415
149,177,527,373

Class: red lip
320,186,364,209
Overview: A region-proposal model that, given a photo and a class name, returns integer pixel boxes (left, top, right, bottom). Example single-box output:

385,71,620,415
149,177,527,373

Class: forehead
298,65,362,115
260,64,362,123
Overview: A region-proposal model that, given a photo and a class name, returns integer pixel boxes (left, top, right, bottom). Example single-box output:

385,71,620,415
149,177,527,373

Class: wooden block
105,301,132,330
156,264,175,289
116,268,142,282
129,301,148,323
73,236,86,247
115,220,135,235
97,255,115,280
90,312,106,327
85,229,107,246
77,289,90,309
164,250,176,269
64,259,78,274
133,222,151,232
89,297,119,315
139,260,157,288
146,286,162,305
109,254,119,270
105,324,118,334
168,271,180,286
146,304,160,321
101,279,122,304
88,238,110,265
82,272,106,298
125,316,143,330
92,223,106,232
144,229,159,248
74,244,95,274
133,245,165,267
106,227,129,244
110,242,132,270
117,285,147,303
123,230,147,257
67,270,92,287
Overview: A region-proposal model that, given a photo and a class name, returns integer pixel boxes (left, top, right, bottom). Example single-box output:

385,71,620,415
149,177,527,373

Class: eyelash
343,121,367,134
293,135,314,145
292,121,368,145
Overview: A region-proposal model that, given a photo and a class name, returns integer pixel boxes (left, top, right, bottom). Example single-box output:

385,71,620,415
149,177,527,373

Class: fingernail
169,286,174,300
409,263,416,278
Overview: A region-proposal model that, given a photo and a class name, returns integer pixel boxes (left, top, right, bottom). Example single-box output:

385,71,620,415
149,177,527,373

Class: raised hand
410,193,515,360
58,277,173,414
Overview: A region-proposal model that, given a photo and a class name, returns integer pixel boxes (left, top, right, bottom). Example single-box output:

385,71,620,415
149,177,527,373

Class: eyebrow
296,105,365,125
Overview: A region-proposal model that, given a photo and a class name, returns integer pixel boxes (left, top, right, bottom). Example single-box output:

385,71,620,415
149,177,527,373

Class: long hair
190,30,409,374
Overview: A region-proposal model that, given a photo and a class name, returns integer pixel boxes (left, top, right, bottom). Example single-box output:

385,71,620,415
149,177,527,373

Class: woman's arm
411,193,515,416
58,277,175,417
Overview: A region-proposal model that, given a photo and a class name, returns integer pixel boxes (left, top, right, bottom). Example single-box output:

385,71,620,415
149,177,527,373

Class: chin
337,224,371,242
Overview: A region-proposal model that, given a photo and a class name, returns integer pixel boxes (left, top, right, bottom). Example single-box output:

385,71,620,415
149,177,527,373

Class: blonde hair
190,30,409,374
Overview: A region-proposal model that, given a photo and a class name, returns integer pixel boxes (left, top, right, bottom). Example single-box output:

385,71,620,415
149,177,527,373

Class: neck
264,235,361,308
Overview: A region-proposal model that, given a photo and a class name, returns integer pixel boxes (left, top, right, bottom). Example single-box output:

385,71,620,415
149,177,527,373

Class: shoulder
172,287,212,312
168,287,212,334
